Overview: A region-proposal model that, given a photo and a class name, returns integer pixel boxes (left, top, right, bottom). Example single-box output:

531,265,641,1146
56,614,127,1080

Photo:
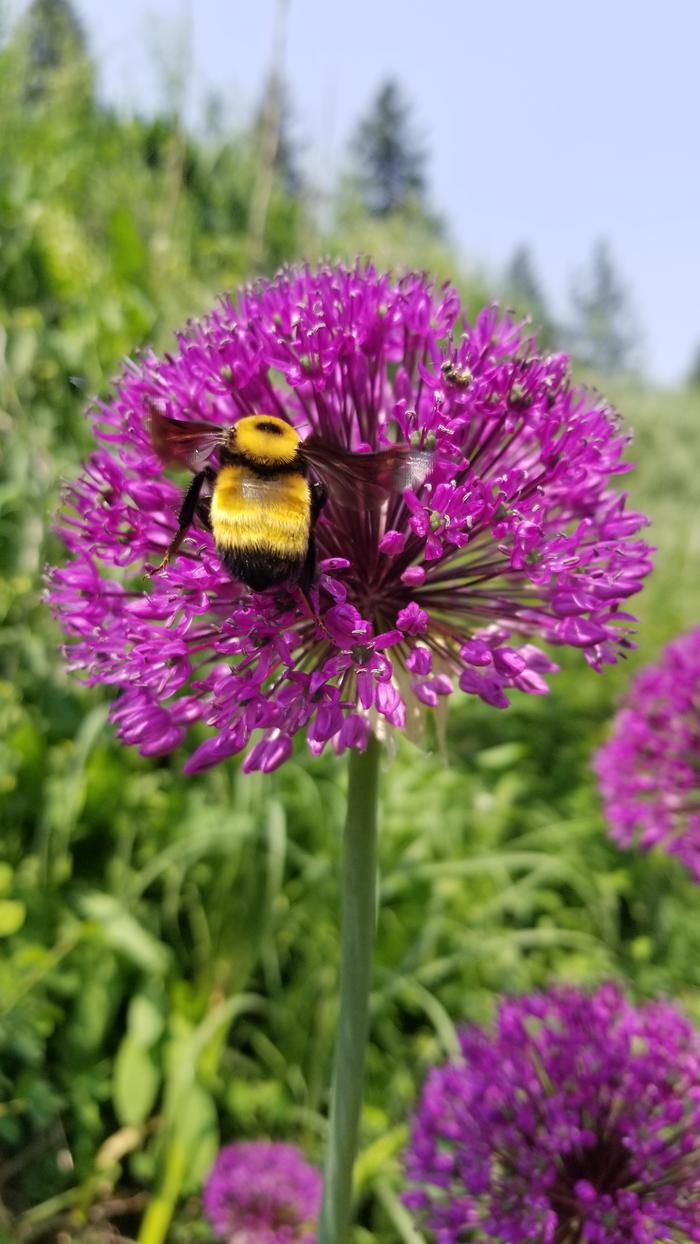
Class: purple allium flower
203,1141,321,1243
405,984,700,1244
48,261,652,773
595,627,700,881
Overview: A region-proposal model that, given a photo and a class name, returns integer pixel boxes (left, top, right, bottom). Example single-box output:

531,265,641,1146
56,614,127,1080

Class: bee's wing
146,404,226,472
298,439,433,511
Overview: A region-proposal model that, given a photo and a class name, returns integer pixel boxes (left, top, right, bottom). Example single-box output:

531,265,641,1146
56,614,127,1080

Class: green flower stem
137,1138,185,1244
317,732,381,1244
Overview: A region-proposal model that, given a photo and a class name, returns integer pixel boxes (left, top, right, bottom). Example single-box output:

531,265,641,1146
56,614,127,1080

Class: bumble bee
146,408,431,593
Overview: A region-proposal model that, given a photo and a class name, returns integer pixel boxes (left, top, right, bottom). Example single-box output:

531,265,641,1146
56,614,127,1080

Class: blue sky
21,1,700,383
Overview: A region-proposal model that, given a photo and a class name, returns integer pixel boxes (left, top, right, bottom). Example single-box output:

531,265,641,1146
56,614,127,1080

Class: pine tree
350,79,427,217
687,343,700,390
504,245,556,347
570,240,638,372
18,0,93,102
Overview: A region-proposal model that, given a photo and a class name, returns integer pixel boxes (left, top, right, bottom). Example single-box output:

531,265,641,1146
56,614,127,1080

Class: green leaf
170,1082,218,1195
128,993,165,1049
353,1125,407,1194
113,1035,160,1127
476,742,526,770
79,893,170,974
107,204,147,279
7,324,37,378
0,900,26,936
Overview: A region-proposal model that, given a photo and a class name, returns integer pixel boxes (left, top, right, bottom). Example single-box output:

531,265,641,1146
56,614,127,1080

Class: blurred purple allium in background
405,984,700,1244
48,261,652,773
595,626,700,881
203,1141,321,1243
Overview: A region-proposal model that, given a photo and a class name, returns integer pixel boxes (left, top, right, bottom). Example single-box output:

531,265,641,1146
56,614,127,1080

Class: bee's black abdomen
219,547,306,592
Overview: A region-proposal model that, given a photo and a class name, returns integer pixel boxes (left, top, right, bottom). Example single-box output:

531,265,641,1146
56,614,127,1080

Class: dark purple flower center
229,1191,305,1233
550,1132,633,1243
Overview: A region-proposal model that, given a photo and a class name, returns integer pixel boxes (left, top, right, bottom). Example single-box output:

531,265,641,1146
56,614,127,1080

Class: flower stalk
318,732,381,1244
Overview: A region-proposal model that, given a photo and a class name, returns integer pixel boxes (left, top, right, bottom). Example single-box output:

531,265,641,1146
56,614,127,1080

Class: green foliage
1,10,699,1242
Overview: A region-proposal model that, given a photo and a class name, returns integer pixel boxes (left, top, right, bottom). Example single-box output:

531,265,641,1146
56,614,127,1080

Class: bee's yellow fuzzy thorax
233,415,300,466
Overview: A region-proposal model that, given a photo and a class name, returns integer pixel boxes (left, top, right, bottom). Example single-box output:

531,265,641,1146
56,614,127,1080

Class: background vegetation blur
2,1,700,1241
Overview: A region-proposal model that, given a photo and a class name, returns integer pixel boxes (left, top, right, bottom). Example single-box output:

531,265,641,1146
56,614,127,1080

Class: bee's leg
147,468,213,575
310,480,328,525
295,533,332,637
298,533,317,597
296,587,321,632
195,495,213,532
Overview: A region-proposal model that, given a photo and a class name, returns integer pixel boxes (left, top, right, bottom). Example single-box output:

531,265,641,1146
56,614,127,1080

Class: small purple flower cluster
405,984,700,1243
203,1141,321,1243
595,626,700,881
49,261,652,772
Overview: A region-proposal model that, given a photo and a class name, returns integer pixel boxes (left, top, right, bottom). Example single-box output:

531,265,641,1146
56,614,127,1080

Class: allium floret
48,261,652,772
405,984,700,1243
203,1140,321,1243
595,626,700,881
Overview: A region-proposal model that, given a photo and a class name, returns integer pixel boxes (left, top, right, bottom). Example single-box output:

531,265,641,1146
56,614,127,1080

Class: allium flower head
405,984,700,1244
595,627,700,881
203,1141,321,1243
49,261,652,772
